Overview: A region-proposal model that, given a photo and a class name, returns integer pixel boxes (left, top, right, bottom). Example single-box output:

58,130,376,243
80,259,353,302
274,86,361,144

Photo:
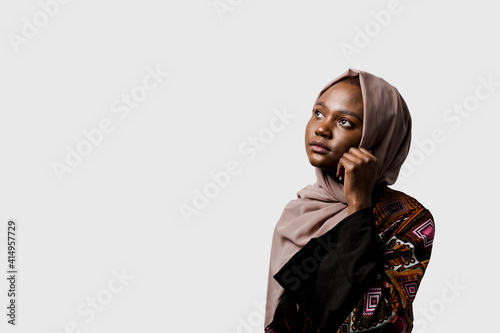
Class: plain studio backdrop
0,1,498,332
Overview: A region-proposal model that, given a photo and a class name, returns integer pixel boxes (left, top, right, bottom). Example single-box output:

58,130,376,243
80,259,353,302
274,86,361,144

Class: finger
341,151,364,166
338,154,358,175
352,148,378,166
360,148,379,169
337,156,354,180
359,147,375,158
347,148,371,162
336,158,344,179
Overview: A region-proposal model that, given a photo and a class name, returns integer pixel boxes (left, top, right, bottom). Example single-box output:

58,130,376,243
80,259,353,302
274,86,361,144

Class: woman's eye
314,110,323,118
339,119,353,128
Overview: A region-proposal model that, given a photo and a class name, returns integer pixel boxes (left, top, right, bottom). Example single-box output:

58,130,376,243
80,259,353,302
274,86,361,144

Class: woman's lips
310,140,330,153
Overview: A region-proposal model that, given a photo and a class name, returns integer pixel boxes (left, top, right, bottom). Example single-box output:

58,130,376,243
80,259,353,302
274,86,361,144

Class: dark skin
304,81,379,216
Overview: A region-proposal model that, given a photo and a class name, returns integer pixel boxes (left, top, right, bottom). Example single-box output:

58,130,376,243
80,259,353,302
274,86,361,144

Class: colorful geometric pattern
412,218,435,248
402,280,418,300
381,198,408,217
265,187,435,333
363,288,382,316
343,188,434,332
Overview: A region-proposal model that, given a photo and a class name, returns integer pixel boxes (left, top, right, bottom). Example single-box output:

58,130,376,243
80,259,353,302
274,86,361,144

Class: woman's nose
315,121,332,138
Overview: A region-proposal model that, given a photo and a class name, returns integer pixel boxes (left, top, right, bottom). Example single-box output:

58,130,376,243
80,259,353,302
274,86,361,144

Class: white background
0,0,498,332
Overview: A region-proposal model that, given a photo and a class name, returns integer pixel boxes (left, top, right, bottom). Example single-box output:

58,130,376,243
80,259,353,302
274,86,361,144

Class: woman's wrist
347,198,372,216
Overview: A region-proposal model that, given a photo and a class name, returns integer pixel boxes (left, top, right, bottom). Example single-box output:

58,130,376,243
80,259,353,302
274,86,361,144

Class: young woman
264,69,435,332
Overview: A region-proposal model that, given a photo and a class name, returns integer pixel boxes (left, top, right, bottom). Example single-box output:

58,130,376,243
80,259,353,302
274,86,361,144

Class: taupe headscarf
264,68,412,328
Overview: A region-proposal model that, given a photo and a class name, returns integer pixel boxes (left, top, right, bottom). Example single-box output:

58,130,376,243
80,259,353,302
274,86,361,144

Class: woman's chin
308,159,336,174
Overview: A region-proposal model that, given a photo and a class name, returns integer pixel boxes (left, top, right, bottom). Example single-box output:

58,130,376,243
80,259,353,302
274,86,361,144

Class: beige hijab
264,68,412,328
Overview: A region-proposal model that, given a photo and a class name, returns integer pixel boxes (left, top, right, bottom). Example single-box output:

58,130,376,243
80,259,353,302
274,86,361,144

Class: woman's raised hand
336,147,379,216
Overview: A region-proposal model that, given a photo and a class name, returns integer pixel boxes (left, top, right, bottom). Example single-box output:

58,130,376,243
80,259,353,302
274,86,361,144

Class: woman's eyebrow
315,102,363,123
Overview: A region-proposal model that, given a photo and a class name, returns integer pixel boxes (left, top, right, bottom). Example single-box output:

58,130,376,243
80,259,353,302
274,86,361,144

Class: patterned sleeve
338,191,435,332
267,189,435,333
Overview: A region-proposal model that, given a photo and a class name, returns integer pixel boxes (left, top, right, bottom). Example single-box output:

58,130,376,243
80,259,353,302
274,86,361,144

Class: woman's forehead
317,82,364,117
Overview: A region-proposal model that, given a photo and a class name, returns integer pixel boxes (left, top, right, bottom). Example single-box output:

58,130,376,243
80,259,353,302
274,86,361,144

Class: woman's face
304,81,364,174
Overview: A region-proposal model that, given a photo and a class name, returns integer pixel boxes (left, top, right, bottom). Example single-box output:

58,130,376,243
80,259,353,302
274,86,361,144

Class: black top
272,183,388,332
